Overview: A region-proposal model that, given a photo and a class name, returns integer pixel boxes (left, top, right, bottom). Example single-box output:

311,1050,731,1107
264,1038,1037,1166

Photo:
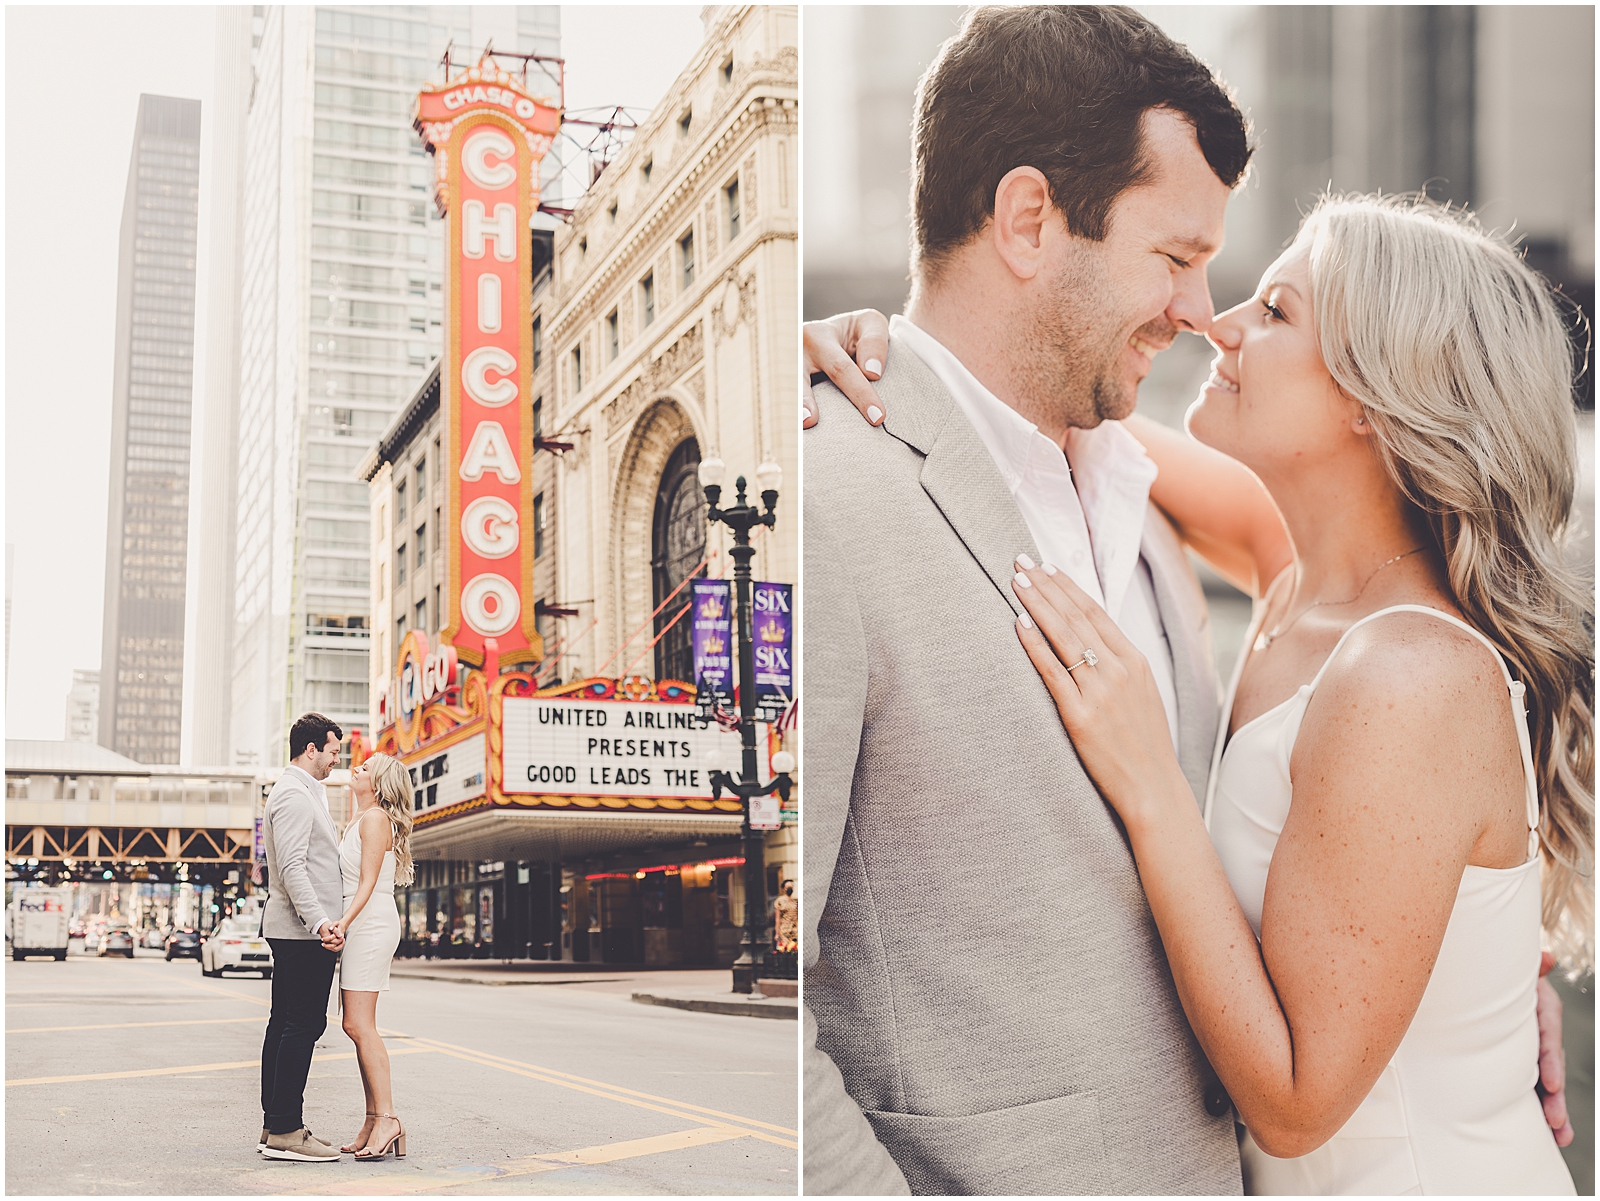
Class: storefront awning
408,808,743,864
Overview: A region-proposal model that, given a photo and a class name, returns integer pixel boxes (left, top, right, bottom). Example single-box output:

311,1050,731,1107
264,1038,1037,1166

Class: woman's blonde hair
1298,194,1594,970
361,753,416,887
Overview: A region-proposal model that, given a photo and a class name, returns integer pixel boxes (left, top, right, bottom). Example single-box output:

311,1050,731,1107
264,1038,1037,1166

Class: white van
9,888,72,961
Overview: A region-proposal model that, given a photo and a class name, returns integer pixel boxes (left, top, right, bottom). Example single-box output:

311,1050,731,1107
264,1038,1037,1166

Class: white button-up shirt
893,315,1180,749
284,763,331,816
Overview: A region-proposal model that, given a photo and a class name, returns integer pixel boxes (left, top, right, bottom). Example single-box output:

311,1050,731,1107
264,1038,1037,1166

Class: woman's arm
1121,413,1292,599
1009,564,1496,1156
336,809,393,934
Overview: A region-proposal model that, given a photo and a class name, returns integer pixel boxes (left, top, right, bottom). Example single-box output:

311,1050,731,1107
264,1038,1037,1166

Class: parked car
164,928,202,962
97,926,135,958
200,919,272,978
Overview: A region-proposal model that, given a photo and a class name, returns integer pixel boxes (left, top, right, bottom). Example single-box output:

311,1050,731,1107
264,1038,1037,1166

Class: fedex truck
9,888,71,961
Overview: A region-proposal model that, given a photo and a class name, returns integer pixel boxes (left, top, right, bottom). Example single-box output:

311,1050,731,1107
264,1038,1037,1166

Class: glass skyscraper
232,6,560,768
99,94,202,764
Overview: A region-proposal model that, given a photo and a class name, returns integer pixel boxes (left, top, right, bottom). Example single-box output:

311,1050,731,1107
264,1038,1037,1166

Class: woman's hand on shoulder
802,309,891,429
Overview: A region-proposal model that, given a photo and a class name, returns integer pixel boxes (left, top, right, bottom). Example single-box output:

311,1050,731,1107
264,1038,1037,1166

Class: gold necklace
1254,547,1428,652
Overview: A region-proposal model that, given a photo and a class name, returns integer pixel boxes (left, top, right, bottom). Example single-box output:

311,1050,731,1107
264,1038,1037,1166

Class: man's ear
990,166,1054,281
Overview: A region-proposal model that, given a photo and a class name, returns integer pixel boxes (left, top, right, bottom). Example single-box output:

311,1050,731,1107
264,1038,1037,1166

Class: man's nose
1169,268,1216,336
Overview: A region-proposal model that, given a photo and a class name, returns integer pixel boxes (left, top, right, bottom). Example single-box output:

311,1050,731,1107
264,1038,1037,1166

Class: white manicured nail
1042,562,1058,576
1016,553,1036,570
1013,572,1032,589
866,405,883,424
1019,612,1034,629
864,358,882,377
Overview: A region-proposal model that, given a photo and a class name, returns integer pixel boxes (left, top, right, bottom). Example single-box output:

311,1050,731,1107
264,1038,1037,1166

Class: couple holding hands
255,712,414,1164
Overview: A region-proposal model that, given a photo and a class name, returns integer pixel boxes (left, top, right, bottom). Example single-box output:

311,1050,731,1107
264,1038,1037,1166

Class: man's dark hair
288,713,343,761
911,5,1253,277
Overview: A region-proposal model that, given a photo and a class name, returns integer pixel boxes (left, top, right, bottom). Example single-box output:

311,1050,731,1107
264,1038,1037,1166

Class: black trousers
261,937,338,1134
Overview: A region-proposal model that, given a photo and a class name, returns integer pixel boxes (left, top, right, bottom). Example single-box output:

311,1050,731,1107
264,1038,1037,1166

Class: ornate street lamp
700,456,795,996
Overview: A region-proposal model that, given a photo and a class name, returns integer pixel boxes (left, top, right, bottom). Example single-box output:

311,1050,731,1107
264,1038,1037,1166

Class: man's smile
1128,332,1166,363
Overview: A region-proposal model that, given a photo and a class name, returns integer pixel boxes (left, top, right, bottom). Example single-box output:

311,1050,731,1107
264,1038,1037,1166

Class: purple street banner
691,579,734,715
251,817,266,884
753,581,793,723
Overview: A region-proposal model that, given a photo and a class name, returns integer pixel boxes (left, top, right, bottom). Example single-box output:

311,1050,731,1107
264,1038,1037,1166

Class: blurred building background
64,672,100,746
97,94,203,766
803,7,1593,1189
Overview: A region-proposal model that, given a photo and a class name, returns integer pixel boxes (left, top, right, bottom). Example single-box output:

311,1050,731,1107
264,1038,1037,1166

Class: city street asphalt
4,949,798,1196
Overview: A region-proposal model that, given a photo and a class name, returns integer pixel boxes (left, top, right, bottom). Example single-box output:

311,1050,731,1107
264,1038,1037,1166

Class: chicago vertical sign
414,60,560,668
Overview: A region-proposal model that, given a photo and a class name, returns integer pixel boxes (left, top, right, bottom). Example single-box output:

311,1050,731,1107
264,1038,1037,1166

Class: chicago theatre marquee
358,7,798,967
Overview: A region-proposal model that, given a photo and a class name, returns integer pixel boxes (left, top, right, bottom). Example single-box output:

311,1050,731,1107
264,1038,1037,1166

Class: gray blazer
261,765,344,940
802,337,1241,1196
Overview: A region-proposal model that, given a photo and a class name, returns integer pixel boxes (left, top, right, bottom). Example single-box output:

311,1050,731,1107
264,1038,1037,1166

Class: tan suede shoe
259,1126,332,1152
261,1127,340,1162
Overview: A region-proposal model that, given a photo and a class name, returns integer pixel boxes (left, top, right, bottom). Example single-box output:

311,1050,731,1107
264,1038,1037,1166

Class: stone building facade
355,5,798,964
538,5,797,694
535,4,799,899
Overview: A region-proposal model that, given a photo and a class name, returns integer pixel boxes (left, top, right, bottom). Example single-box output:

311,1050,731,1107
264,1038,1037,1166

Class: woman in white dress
809,195,1590,1193
332,752,412,1160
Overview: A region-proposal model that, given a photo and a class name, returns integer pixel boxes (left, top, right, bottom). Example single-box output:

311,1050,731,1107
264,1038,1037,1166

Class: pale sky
4,5,705,744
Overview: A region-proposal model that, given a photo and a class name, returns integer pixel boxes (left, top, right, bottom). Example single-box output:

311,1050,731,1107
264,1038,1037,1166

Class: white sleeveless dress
337,816,401,992
1205,604,1575,1196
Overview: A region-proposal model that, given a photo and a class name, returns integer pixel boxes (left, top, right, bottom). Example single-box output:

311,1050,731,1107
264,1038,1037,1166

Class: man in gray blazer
258,712,347,1162
803,9,1250,1194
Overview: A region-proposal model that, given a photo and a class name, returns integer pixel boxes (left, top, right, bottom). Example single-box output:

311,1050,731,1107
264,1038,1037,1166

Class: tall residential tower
98,94,202,764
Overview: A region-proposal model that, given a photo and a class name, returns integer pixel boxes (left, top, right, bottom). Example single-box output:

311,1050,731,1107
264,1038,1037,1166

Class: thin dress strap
1308,605,1542,859
1203,567,1295,827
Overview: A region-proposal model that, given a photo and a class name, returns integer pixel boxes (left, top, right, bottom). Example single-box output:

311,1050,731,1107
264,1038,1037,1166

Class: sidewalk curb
630,991,798,1020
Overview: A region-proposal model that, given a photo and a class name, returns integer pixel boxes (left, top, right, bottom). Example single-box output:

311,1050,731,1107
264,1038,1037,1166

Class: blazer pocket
866,1090,1107,1196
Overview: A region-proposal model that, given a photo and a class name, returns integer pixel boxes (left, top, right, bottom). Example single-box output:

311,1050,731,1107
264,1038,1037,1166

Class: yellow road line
5,986,194,996
7,1046,433,1087
282,1126,750,1196
394,1033,798,1138
7,998,227,1008
9,1016,270,1034
419,1043,797,1151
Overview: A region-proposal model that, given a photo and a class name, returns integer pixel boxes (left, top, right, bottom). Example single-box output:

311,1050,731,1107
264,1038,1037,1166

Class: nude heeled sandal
341,1113,377,1154
354,1114,405,1161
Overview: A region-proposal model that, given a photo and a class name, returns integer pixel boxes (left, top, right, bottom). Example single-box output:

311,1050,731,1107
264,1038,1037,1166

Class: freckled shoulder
1301,609,1517,758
